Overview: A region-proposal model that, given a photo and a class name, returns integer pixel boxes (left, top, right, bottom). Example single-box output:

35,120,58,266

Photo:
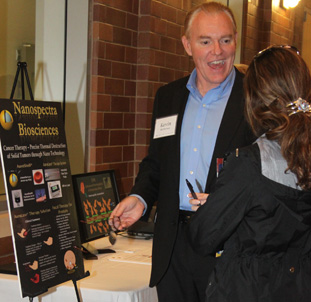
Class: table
0,235,158,302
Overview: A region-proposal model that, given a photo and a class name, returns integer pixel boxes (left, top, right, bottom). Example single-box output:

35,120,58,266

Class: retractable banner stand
0,99,85,298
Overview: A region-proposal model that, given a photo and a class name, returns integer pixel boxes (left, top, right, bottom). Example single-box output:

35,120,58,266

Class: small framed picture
72,170,120,243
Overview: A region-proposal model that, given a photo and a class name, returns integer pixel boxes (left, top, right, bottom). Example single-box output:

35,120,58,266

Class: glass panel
0,0,36,99
0,0,66,213
0,0,65,101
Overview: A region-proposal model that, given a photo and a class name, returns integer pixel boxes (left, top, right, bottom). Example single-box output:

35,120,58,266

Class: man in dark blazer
109,2,255,301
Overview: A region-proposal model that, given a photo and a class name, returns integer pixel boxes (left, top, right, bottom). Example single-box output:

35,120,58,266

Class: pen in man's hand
186,179,198,200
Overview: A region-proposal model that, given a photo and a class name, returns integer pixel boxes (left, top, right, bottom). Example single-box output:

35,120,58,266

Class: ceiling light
282,0,301,9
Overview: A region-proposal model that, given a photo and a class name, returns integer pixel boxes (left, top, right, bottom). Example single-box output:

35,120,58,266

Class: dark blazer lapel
169,77,190,191
205,70,245,190
174,81,190,142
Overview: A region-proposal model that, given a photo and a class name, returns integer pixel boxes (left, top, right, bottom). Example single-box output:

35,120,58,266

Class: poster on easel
0,99,86,298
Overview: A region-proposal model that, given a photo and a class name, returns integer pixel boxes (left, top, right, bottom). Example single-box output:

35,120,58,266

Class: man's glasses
108,225,117,245
80,218,118,245
109,216,128,232
108,216,126,246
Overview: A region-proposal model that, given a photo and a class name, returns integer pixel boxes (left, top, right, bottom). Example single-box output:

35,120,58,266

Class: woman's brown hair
244,46,311,190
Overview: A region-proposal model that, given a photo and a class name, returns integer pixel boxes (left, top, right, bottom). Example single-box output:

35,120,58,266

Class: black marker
186,179,198,200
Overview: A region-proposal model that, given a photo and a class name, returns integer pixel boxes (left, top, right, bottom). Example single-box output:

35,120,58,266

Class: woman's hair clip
286,97,311,116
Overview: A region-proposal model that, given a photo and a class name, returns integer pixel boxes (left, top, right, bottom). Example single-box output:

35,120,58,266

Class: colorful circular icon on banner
33,171,43,184
0,110,14,130
9,173,18,187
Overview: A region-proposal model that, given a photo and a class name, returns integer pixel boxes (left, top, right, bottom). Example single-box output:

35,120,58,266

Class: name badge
153,115,178,139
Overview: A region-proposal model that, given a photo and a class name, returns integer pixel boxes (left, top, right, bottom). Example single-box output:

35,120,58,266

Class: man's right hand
108,196,145,231
189,193,209,211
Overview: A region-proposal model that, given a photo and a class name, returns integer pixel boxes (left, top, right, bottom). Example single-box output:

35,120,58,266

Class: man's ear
182,35,192,56
234,32,238,45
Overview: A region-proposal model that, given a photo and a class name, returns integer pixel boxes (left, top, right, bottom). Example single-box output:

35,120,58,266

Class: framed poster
72,170,120,244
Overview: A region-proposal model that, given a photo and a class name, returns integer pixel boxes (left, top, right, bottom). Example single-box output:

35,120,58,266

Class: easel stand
27,271,90,302
72,271,90,302
10,61,34,100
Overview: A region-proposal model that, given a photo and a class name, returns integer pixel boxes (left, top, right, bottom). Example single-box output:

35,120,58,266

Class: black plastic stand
25,288,48,302
80,244,115,260
80,244,98,260
72,271,90,302
10,61,34,100
26,271,90,302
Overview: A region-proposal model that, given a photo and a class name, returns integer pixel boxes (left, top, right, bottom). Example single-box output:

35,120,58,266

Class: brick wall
87,0,200,198
242,0,304,65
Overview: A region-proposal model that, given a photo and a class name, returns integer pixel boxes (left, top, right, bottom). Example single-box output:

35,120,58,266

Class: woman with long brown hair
188,46,311,301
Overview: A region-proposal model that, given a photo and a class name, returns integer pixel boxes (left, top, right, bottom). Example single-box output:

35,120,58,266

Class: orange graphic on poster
29,261,38,270
80,181,85,194
43,237,53,246
82,197,112,237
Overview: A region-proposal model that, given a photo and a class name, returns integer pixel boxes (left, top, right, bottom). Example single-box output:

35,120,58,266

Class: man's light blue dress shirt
179,68,236,211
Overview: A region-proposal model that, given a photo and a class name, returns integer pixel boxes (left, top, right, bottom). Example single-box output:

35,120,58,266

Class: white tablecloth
0,235,158,302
